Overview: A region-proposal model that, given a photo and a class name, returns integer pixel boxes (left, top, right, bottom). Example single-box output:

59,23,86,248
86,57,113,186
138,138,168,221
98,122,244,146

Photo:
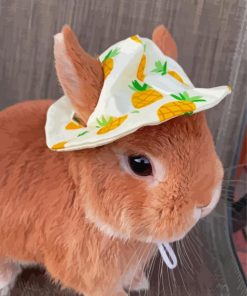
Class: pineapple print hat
46,35,231,152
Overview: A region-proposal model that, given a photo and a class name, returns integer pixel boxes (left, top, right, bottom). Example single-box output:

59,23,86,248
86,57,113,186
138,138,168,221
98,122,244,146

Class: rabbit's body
0,25,224,296
0,100,155,295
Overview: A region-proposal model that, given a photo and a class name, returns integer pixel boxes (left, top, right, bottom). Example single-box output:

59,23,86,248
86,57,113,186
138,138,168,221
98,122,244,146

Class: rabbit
0,25,224,296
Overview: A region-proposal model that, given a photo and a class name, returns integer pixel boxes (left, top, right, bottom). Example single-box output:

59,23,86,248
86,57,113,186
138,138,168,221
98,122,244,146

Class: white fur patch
132,275,149,291
123,267,150,292
0,279,9,291
0,285,11,296
0,267,20,296
193,207,202,221
201,182,222,218
85,204,129,241
0,261,22,295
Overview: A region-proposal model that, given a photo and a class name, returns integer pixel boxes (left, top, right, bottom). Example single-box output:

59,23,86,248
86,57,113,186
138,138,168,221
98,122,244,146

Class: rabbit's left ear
54,26,104,125
152,25,177,60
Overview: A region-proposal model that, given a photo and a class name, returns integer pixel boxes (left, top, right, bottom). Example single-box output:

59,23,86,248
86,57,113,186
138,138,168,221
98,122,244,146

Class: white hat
45,35,231,151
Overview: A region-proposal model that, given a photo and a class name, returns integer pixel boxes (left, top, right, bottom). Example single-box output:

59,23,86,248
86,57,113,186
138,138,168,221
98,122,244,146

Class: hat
45,35,231,151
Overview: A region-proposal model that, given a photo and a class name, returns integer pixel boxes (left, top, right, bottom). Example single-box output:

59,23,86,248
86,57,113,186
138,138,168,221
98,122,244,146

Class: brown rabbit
0,25,223,296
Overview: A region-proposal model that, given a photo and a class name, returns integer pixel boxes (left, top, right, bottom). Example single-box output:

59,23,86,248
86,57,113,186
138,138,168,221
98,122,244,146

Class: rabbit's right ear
54,26,104,125
152,25,177,60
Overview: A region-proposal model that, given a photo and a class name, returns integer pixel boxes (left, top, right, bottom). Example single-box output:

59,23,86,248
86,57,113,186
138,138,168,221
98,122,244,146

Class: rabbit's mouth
151,182,223,244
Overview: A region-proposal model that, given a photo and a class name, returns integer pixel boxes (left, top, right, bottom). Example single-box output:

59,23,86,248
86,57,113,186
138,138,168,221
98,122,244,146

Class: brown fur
152,25,177,60
0,26,223,296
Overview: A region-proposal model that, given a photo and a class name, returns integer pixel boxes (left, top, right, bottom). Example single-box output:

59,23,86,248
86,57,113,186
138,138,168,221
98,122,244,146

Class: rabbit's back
0,99,52,151
0,99,71,261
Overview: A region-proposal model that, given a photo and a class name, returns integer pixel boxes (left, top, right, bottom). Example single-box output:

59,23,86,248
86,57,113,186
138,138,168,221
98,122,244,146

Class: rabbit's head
54,25,223,243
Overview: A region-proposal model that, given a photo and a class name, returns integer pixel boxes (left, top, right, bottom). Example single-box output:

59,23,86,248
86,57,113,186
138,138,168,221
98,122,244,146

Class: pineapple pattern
131,35,147,81
65,113,85,130
129,80,163,109
157,91,205,122
137,54,146,81
152,60,188,85
46,34,230,152
130,35,142,43
65,121,83,130
96,115,128,135
102,48,120,79
52,141,68,150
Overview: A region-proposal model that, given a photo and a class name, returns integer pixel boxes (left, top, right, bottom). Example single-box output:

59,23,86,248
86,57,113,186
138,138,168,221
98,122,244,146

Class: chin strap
157,242,177,269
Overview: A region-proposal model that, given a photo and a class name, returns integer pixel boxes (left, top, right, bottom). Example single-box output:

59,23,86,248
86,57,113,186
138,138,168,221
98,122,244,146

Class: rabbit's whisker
128,243,149,295
224,163,247,171
146,244,156,294
223,179,247,184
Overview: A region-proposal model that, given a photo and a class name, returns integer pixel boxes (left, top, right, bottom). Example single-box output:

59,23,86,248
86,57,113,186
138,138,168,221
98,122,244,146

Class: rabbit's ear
152,25,177,60
54,25,104,125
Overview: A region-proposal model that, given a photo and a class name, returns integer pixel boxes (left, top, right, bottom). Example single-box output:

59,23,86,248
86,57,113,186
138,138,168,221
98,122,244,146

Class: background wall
0,0,246,295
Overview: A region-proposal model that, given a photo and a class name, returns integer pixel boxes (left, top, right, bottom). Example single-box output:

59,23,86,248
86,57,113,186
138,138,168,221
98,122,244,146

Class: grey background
0,0,246,295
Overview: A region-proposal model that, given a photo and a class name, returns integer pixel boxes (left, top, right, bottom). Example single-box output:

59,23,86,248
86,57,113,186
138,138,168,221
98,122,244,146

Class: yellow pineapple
129,80,163,109
65,121,84,130
96,115,128,135
130,35,142,43
102,48,120,79
130,35,147,81
157,91,206,122
152,60,188,85
51,141,68,150
65,113,85,130
137,44,147,81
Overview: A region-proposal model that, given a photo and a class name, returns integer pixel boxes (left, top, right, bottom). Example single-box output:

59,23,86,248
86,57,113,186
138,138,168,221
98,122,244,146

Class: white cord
157,242,178,269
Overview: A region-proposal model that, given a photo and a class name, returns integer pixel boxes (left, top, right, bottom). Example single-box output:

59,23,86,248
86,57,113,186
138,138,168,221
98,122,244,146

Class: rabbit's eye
128,155,153,176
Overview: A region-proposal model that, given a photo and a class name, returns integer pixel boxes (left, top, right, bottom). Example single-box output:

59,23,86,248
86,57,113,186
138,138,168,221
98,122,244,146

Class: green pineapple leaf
77,131,89,137
182,91,190,100
162,61,168,75
171,94,183,101
179,92,187,101
152,60,167,75
184,112,194,116
155,60,163,69
103,48,120,62
101,116,107,125
111,48,120,57
171,91,206,102
152,60,163,73
96,116,113,127
103,49,112,62
96,118,103,126
189,96,206,102
129,80,150,91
